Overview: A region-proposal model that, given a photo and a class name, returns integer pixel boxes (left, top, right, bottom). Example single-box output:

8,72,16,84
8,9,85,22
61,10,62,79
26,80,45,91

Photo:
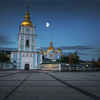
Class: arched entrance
25,64,29,70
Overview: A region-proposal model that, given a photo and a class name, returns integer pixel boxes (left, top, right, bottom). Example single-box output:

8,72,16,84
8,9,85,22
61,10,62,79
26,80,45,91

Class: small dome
49,41,55,50
47,47,51,52
21,11,33,27
57,48,62,52
40,49,43,53
44,50,47,54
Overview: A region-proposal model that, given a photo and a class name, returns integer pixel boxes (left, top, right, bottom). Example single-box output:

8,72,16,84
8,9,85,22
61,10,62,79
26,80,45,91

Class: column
76,65,78,71
89,66,90,71
30,36,32,51
35,53,37,69
11,53,13,62
69,64,70,71
17,53,19,69
34,37,36,52
24,35,25,51
83,65,85,70
59,64,61,71
40,54,42,64
18,35,21,51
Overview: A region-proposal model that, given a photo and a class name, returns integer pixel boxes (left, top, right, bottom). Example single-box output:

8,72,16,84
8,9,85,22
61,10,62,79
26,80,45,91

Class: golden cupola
50,41,55,50
57,47,62,52
47,47,51,52
21,10,33,27
44,50,47,55
40,49,43,53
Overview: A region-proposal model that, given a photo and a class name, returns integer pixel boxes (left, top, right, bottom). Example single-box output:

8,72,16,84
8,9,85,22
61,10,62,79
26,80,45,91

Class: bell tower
18,8,36,52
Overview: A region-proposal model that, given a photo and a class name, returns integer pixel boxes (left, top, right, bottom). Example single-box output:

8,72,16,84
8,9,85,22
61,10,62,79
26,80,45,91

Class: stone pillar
76,65,78,71
69,64,70,71
89,66,90,71
59,64,61,71
83,65,85,71
18,34,21,51
24,35,25,51
35,53,37,69
17,53,19,69
40,54,42,64
30,36,32,51
11,53,13,62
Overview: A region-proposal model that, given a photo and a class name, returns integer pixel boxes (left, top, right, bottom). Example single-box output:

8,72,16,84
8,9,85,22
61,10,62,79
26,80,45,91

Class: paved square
0,70,100,100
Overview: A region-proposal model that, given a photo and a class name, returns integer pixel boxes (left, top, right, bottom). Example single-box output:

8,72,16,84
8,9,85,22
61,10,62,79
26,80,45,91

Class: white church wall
21,53,33,70
35,53,37,69
33,54,35,69
20,26,35,35
37,54,40,69
19,53,22,69
12,53,17,69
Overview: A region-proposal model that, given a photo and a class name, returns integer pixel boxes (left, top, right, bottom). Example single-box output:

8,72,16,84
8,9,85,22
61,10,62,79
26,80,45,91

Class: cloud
38,36,45,40
94,49,100,52
37,45,94,51
0,47,17,51
37,47,48,51
0,34,16,46
59,45,94,51
63,52,89,56
0,19,10,26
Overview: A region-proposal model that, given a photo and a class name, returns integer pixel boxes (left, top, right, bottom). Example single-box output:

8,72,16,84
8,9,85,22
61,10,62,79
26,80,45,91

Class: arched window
26,40,29,47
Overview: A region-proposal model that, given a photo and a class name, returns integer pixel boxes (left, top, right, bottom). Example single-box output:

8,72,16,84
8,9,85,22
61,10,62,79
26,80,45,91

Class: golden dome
21,11,33,27
50,46,54,50
57,47,62,52
44,50,47,54
49,41,55,50
40,49,43,53
47,47,51,52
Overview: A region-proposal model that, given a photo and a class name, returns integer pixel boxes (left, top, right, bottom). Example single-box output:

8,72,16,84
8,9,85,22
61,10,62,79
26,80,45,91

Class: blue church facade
11,10,42,70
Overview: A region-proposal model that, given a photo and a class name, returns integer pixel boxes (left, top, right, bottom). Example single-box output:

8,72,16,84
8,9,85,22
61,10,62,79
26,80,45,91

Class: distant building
40,41,63,60
11,9,42,70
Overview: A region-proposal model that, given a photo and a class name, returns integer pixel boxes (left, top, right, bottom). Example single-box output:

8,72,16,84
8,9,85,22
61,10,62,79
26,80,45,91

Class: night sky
0,0,100,61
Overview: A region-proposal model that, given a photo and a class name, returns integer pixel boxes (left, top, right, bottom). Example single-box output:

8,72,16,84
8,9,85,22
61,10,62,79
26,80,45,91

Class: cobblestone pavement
0,70,100,100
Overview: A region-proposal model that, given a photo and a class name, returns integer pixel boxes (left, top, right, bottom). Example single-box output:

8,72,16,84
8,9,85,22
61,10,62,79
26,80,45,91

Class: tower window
26,40,29,47
14,60,16,63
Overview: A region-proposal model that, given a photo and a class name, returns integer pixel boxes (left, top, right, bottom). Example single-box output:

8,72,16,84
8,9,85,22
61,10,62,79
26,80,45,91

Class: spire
25,7,31,21
27,6,29,11
21,7,33,27
50,41,53,47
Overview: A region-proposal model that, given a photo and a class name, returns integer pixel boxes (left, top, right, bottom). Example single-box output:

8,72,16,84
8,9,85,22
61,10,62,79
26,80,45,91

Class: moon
46,22,49,27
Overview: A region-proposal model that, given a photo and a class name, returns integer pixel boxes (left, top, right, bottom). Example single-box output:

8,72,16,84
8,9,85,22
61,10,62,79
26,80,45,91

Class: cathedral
11,9,42,70
40,41,63,60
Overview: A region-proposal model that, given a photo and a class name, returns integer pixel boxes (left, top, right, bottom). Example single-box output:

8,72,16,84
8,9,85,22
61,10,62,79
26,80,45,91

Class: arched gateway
25,64,29,70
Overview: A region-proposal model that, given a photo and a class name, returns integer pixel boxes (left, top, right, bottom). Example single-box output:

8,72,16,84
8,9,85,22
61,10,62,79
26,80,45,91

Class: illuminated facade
40,41,63,60
11,10,42,70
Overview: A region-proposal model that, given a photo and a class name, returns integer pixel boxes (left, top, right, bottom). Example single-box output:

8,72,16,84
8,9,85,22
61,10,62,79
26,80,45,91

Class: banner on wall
0,63,3,70
41,64,59,71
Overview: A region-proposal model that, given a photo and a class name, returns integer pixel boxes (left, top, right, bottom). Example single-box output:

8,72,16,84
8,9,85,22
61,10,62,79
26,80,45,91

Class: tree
97,57,100,67
91,58,97,67
0,53,10,61
60,55,69,63
69,52,80,65
68,53,74,64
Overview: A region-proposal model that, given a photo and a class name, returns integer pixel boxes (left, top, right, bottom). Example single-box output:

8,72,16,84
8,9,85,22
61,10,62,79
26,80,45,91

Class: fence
0,62,13,70
40,63,99,71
